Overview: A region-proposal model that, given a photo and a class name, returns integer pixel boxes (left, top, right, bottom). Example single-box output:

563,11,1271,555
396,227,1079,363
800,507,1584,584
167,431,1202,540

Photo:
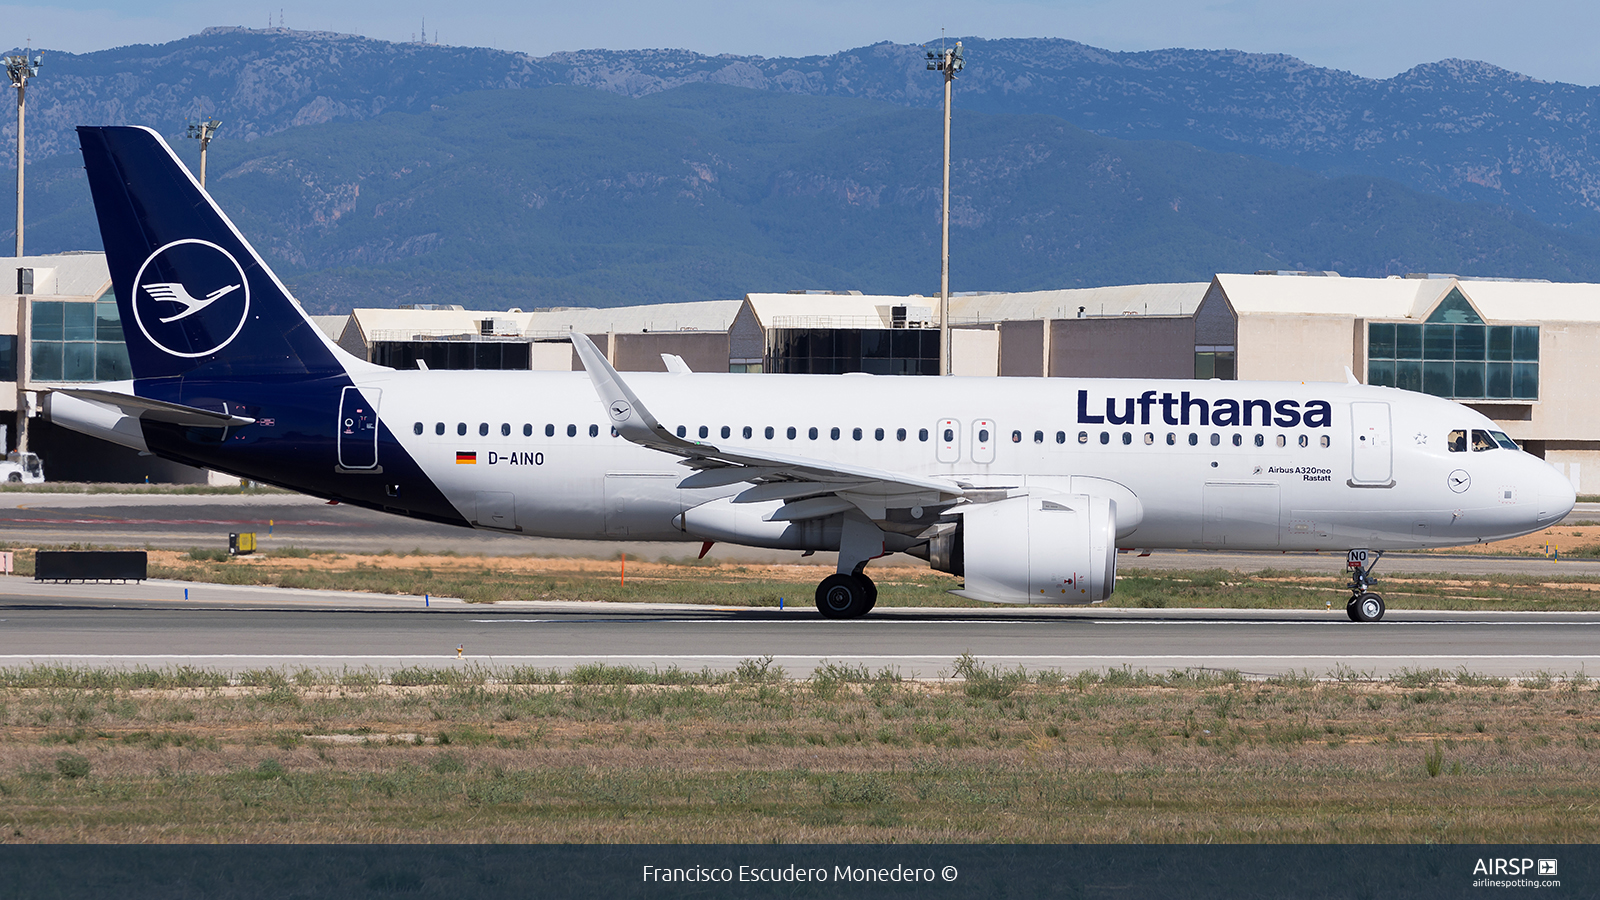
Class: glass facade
767,328,939,375
1366,291,1537,400
371,340,531,371
30,298,132,382
1194,350,1236,380
0,335,15,381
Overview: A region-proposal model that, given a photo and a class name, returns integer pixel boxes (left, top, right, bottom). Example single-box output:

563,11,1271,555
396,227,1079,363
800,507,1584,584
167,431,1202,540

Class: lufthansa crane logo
131,239,252,358
609,400,633,422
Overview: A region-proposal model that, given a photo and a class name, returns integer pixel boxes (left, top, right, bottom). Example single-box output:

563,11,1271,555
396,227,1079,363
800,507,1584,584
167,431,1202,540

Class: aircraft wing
570,334,965,520
51,388,257,427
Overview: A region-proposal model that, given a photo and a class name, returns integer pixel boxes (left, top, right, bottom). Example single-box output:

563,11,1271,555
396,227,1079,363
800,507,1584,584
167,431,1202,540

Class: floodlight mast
925,40,963,376
186,118,222,187
5,52,41,258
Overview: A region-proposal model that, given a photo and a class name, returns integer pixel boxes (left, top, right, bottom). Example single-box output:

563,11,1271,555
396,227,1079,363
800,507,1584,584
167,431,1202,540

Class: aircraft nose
1535,460,1577,525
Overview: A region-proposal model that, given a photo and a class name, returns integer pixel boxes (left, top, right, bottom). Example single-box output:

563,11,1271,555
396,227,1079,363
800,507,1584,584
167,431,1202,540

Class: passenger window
458,423,468,436
831,427,841,440
1078,431,1088,444
1298,434,1309,448
1254,434,1264,447
1276,435,1286,448
943,428,954,442
897,428,907,442
742,426,752,439
1011,430,1022,443
1232,434,1242,447
1166,433,1176,445
876,428,886,441
1034,431,1044,444
787,427,797,440
413,422,423,435
1471,429,1496,452
918,428,929,441
435,422,445,436
1100,432,1110,445
721,426,731,439
1209,433,1220,446
1448,430,1467,452
809,427,819,440
522,424,532,437
1056,431,1066,444
847,427,859,441
1188,433,1198,446
589,425,599,438
699,426,710,439
765,426,775,439
567,424,577,437
1144,432,1154,445
1320,435,1330,448
978,428,990,443
479,423,488,436
1121,432,1132,445
501,423,511,437
546,424,556,437
676,425,686,438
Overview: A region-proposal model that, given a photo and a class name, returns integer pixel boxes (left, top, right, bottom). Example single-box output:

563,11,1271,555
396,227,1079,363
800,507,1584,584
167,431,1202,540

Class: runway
4,576,1598,679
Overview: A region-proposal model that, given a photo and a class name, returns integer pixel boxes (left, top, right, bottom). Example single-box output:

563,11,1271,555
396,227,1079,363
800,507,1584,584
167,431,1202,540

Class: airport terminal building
7,253,1599,490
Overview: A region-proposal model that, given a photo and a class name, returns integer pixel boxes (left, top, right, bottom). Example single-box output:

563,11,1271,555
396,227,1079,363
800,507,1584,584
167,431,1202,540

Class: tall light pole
5,52,41,257
186,118,222,187
926,40,963,376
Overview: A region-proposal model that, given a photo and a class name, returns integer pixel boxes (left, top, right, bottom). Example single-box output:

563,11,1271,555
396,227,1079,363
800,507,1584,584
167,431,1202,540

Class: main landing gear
1345,549,1385,622
815,513,884,619
816,571,877,619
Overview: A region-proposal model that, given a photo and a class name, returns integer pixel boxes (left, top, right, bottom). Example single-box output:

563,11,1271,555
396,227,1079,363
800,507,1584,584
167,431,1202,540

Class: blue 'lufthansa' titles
1076,390,1333,428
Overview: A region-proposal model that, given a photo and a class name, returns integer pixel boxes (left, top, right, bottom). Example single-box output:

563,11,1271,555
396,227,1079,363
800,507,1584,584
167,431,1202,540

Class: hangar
7,253,1598,490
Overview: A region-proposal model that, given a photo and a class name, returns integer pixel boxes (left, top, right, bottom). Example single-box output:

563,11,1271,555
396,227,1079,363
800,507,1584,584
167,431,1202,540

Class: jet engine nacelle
950,492,1117,605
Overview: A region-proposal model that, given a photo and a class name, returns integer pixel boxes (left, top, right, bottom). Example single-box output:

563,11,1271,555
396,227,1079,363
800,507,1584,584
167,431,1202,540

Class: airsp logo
131,239,251,358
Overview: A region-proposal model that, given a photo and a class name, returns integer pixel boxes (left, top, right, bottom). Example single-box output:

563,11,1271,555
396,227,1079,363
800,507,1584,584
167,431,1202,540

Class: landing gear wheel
1346,598,1361,622
816,573,871,619
859,574,878,612
1353,592,1385,623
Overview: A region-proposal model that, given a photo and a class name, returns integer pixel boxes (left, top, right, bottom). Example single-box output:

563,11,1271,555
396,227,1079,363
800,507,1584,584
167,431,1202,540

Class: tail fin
77,126,356,381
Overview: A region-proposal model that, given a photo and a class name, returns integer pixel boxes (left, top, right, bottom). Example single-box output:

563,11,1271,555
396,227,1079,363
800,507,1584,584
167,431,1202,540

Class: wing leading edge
569,333,965,522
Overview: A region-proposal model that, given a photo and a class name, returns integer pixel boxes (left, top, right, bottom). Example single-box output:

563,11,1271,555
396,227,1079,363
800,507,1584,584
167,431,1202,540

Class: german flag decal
456,451,477,465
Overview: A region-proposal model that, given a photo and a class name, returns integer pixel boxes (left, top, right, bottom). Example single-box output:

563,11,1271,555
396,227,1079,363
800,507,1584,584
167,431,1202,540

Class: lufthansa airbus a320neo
45,126,1577,621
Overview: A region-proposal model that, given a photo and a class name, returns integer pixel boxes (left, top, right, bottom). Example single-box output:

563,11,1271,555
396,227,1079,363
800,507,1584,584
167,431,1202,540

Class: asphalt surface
3,576,1598,679
2,493,1597,679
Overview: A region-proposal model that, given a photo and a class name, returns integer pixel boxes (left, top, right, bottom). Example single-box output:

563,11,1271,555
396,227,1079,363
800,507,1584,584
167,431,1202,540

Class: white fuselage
361,370,1574,552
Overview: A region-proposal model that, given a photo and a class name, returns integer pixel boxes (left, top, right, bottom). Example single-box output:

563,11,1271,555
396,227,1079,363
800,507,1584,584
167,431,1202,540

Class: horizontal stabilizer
53,389,256,427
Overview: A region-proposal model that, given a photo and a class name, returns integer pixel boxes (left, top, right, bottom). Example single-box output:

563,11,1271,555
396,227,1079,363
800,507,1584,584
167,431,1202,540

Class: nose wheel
1345,550,1386,623
1347,592,1385,622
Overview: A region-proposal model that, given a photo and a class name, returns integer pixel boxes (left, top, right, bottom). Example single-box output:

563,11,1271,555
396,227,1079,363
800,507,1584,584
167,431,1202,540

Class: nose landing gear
1345,549,1385,622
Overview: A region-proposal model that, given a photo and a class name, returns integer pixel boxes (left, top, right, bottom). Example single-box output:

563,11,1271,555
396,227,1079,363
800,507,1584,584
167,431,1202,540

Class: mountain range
8,28,1600,312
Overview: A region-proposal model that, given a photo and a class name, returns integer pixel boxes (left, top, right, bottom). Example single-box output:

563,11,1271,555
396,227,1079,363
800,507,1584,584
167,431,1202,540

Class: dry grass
2,664,1598,843
10,544,1600,610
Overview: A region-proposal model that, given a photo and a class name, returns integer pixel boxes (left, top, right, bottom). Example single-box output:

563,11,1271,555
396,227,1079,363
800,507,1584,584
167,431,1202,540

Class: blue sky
6,0,1600,86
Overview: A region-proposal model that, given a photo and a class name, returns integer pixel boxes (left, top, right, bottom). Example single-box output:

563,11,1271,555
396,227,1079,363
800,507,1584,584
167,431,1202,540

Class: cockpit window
1447,430,1467,452
1471,429,1497,452
1490,431,1520,451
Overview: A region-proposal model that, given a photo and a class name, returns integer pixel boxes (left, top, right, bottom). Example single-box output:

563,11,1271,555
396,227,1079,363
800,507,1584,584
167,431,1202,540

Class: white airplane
46,126,1578,621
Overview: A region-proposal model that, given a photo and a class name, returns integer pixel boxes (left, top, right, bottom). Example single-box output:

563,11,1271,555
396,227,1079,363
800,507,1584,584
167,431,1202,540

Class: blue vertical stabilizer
77,125,349,382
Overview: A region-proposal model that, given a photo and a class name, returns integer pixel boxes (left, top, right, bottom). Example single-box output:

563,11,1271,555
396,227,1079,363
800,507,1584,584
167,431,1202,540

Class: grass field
9,543,1600,611
1,661,1597,843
